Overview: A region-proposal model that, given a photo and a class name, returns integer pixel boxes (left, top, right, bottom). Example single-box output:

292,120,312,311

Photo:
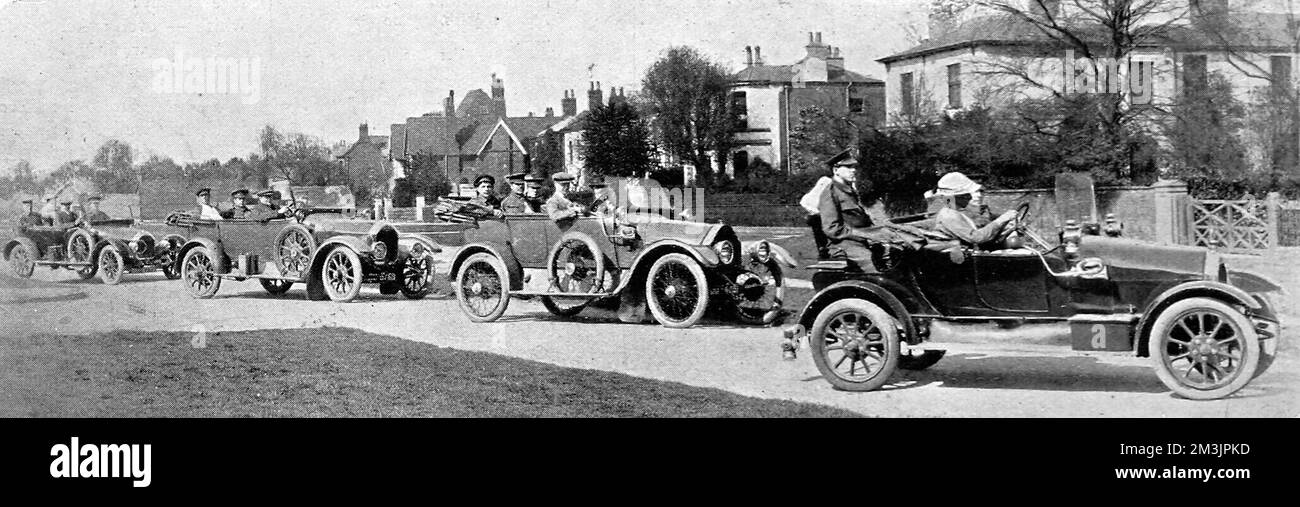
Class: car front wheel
98,248,125,285
456,252,509,322
401,252,434,300
321,246,364,302
1148,297,1260,400
181,247,221,298
809,298,900,392
644,253,709,329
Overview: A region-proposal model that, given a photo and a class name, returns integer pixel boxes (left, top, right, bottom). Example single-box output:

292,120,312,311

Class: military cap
523,173,545,183
231,189,250,198
473,174,496,187
20,199,33,204
552,172,576,182
506,172,527,181
257,189,282,200
59,200,73,206
826,149,859,168
195,187,212,197
86,195,103,202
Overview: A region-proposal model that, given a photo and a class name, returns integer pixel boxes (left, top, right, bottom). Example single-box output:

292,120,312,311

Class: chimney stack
359,123,369,140
745,46,753,66
444,90,456,118
754,46,762,65
827,46,845,71
588,81,604,111
545,107,554,117
561,89,578,116
805,31,832,59
491,73,507,118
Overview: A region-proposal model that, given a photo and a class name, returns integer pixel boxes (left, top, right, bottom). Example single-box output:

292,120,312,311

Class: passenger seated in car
18,199,44,227
499,172,537,214
544,172,586,224
817,151,876,272
467,174,504,218
54,200,78,226
81,195,112,223
924,172,1018,249
248,190,286,222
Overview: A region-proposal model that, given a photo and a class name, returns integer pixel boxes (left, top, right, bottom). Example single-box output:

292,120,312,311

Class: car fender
178,237,226,273
3,236,40,260
1133,280,1267,357
396,233,442,257
94,238,137,266
304,237,370,301
793,279,919,345
447,242,522,290
604,240,720,296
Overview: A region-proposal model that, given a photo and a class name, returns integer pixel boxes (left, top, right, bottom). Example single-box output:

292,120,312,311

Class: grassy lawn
0,327,859,418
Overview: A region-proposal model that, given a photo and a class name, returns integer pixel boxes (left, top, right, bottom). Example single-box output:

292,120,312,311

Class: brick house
336,123,389,195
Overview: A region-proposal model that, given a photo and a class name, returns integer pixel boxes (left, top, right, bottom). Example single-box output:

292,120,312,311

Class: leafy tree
90,139,137,193
789,106,857,175
639,46,736,187
530,129,565,176
580,102,659,178
392,152,451,207
1165,73,1249,197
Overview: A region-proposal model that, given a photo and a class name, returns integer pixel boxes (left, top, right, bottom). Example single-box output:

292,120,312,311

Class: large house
336,123,389,192
727,32,887,176
387,75,572,187
878,1,1298,128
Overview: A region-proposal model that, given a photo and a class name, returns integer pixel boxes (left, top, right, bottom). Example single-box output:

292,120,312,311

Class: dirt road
1,264,1294,417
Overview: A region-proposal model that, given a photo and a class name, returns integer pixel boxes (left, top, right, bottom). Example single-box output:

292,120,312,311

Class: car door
502,215,556,269
910,246,982,315
972,250,1051,313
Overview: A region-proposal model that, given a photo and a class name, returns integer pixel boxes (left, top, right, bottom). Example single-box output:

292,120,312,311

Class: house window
732,91,749,130
947,63,962,109
732,151,749,179
1271,55,1293,93
849,97,865,113
1183,54,1208,95
900,72,915,116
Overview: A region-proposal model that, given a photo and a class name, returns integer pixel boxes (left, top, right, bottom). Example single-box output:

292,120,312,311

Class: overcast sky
0,0,927,174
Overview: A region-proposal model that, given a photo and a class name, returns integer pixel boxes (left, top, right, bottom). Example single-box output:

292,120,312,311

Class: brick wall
1278,205,1300,247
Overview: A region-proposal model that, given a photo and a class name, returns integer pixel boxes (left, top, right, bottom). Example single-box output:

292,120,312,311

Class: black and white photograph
0,0,1295,490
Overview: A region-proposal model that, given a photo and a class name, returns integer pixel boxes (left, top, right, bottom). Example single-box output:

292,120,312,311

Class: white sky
0,0,928,173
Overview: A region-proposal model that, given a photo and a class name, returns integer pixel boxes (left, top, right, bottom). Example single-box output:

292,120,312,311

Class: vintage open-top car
4,218,187,284
442,201,794,328
172,210,442,302
780,201,1283,400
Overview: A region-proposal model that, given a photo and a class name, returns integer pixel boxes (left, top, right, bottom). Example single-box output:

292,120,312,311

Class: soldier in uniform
222,189,252,219
467,174,503,218
817,151,875,272
523,174,546,211
18,199,44,227
82,195,112,223
585,176,616,215
248,190,286,222
194,188,223,220
543,172,586,224
499,172,535,214
54,200,78,226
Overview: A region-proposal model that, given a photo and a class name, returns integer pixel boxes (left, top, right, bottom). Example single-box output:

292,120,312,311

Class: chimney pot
745,45,753,66
755,46,762,64
817,32,822,44
809,32,814,43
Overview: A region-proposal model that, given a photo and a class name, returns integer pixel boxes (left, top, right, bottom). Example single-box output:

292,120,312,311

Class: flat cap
473,174,496,187
552,172,576,182
257,189,282,199
231,189,250,197
195,187,212,197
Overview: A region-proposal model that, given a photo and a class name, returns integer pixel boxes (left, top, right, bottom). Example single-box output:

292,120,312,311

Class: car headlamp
410,242,426,257
755,241,771,264
371,241,389,262
714,240,735,265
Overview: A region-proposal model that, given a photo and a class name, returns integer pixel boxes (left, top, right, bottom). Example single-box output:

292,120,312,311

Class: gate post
1267,192,1281,249
415,195,426,221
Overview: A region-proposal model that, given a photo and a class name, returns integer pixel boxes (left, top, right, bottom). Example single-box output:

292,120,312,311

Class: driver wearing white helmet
925,172,1018,249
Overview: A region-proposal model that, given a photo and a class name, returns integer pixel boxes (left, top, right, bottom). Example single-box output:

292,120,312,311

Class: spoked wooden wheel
274,225,316,278
181,246,221,298
67,230,97,279
645,253,709,328
456,253,509,322
98,248,125,285
543,238,604,317
321,246,364,302
1149,297,1259,400
7,243,35,278
732,259,783,325
401,252,434,300
809,299,900,392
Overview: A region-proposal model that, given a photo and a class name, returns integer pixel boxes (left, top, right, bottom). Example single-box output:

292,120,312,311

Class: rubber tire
273,224,317,279
320,246,364,302
400,252,434,300
541,296,589,318
644,253,709,329
66,230,97,280
898,349,946,371
809,298,900,392
456,252,510,322
181,246,222,299
98,247,125,285
546,233,607,295
260,279,294,296
731,260,784,325
1148,297,1260,400
7,242,35,278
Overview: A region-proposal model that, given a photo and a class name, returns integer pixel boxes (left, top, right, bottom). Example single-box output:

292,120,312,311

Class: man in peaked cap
500,172,537,214
54,200,78,226
248,189,285,222
543,172,585,224
817,150,877,271
83,195,112,223
222,189,252,219
193,188,223,220
18,199,44,227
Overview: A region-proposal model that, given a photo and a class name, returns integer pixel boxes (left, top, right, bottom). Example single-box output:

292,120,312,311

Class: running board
510,291,614,298
36,261,92,268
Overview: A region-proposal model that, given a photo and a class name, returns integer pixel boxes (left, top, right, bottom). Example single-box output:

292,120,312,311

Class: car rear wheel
731,260,783,325
809,299,900,392
67,230,97,279
898,349,946,371
181,246,221,298
7,243,35,278
456,252,509,322
260,279,293,296
321,246,364,302
98,247,125,285
645,253,709,329
401,252,434,300
1148,297,1259,400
